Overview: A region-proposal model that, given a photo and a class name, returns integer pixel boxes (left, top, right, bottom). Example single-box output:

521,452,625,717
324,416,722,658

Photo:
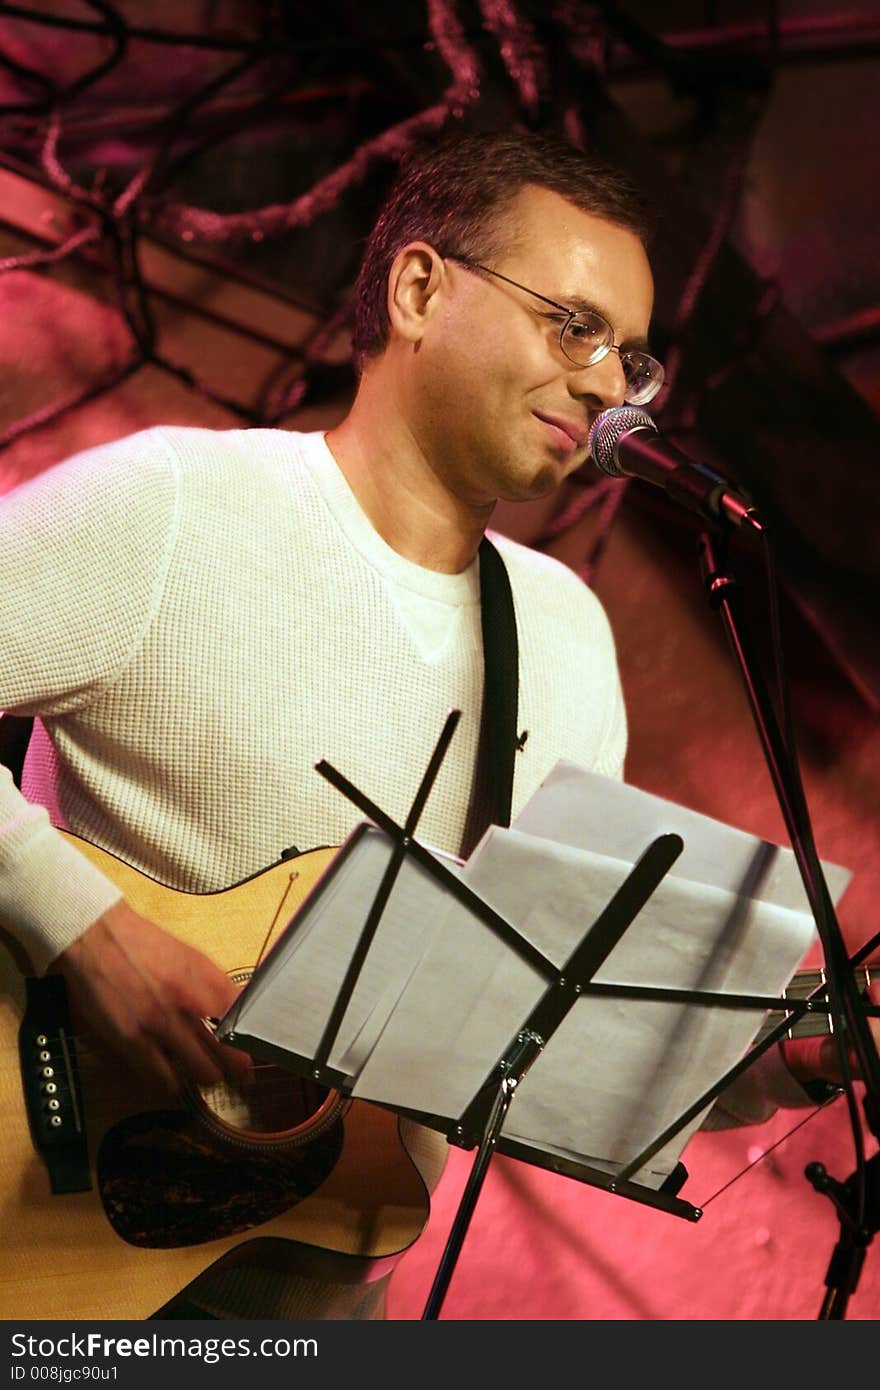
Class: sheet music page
512,761,852,908
350,825,819,1185
219,824,460,1071
350,767,850,1185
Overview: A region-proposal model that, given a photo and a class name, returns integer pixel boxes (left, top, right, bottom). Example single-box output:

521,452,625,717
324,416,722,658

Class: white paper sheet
351,826,820,1185
512,760,852,909
221,825,460,1071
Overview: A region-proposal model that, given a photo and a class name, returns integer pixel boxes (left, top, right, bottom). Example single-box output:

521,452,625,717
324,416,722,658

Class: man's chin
499,456,575,503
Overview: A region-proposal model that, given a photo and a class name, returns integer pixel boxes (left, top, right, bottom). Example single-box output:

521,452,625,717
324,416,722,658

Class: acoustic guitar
1,830,874,1320
0,834,432,1321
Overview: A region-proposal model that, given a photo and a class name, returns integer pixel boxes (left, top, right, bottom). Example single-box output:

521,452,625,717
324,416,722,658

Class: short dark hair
352,128,652,368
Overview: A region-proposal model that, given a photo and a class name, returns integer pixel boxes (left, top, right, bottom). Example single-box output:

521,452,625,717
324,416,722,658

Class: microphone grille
588,405,658,478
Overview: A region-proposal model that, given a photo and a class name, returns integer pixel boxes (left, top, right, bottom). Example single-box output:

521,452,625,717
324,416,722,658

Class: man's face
410,184,656,507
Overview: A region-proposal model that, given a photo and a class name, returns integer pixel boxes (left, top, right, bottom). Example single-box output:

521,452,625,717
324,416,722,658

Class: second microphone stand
698,522,880,1317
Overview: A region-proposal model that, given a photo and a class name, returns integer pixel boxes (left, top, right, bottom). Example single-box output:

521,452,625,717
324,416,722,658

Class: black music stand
219,710,826,1320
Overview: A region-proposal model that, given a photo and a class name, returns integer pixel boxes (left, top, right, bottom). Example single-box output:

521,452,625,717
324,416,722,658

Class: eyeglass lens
561,316,663,403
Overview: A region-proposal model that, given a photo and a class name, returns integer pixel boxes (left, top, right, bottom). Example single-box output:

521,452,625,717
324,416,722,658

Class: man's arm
0,431,249,1092
704,986,880,1129
1,755,251,1095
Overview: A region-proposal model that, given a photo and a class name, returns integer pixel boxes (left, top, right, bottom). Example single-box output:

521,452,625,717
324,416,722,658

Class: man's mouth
533,411,589,453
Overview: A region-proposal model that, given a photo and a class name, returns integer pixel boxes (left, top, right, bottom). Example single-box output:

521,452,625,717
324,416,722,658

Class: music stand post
421,1026,545,1321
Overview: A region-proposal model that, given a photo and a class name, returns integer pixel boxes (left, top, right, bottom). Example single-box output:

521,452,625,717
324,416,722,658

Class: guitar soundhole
191,1069,345,1152
97,1073,345,1249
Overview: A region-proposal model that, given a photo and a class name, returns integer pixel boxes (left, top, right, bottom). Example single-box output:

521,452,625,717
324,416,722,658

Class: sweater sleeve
0,428,179,714
0,428,179,970
0,765,123,973
702,1043,820,1129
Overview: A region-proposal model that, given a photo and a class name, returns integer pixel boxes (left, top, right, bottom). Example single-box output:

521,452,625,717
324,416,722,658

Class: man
0,130,869,1319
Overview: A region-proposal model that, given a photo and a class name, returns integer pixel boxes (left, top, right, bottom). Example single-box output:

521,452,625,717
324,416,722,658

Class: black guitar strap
0,712,33,789
459,535,520,857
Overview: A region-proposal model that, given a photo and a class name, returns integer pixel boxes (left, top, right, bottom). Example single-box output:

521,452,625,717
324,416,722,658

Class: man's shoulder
486,529,616,643
146,423,320,469
108,424,326,502
487,529,599,600
5,425,325,524
3,424,182,518
78,422,321,462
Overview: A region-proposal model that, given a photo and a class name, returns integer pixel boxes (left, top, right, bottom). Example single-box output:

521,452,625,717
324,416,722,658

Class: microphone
587,405,762,532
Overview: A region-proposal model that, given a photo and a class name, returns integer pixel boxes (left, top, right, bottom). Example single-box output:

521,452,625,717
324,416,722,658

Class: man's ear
386,241,445,346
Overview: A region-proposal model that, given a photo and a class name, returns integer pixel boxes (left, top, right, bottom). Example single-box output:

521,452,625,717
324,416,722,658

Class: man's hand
782,978,880,1089
53,899,252,1096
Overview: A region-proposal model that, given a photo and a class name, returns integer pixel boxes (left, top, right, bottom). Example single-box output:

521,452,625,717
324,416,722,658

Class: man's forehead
500,183,645,261
497,185,654,314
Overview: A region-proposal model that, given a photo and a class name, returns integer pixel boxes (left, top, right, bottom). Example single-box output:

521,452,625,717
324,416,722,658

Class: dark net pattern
0,3,877,609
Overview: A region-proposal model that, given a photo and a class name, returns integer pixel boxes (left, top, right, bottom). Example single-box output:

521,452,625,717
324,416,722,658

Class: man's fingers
145,1010,233,1091
194,1013,254,1080
113,1031,187,1099
55,904,257,1093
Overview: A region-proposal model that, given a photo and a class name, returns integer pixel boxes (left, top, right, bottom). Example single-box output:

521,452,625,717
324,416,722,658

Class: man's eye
567,320,605,342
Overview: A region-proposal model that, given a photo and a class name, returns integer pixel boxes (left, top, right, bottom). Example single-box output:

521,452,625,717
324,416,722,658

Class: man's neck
325,382,492,575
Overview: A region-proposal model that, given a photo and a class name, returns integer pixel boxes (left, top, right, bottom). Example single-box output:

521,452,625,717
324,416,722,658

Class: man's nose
567,348,627,409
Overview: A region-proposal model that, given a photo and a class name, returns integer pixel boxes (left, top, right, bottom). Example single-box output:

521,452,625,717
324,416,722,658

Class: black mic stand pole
698,527,880,1318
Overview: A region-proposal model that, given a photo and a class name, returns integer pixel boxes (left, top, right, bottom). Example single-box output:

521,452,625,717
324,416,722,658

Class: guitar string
37,1057,340,1141
27,873,314,1103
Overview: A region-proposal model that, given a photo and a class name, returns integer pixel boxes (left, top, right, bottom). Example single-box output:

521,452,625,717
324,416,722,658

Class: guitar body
0,836,431,1320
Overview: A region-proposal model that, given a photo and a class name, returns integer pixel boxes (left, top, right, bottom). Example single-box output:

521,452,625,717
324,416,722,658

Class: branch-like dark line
148,355,264,424
60,0,128,104
114,50,268,212
0,3,260,52
0,357,142,453
0,35,55,96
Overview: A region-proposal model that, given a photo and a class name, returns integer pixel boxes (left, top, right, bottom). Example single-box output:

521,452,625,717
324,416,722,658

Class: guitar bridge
19,975,91,1193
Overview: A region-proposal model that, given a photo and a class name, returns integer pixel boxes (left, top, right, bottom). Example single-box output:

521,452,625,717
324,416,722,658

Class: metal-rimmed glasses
444,254,665,406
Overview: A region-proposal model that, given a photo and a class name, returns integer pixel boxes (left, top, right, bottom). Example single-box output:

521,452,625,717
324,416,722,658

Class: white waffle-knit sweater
0,425,627,974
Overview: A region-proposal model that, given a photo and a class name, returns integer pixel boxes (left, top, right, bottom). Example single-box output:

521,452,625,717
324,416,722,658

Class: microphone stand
697,524,880,1318
805,1144,880,1318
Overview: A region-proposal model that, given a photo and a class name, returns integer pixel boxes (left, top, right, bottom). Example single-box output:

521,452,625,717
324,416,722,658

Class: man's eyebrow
555,291,652,351
558,291,603,314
